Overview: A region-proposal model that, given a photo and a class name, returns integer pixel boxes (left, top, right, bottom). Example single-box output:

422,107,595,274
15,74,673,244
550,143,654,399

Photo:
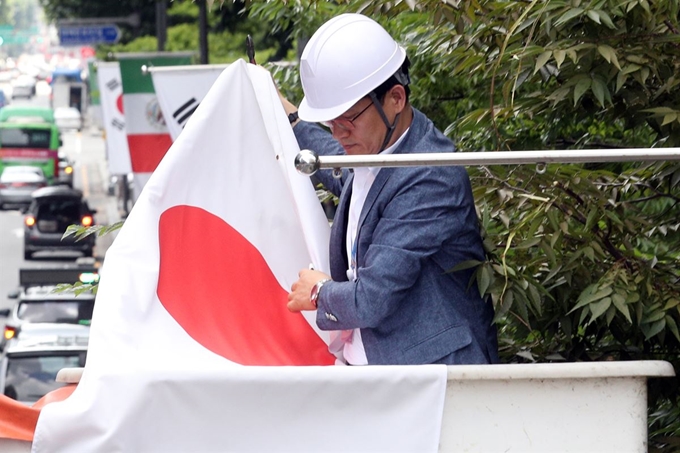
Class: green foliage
53,281,98,297
62,221,124,242
38,0,158,39
250,0,680,447
96,0,281,64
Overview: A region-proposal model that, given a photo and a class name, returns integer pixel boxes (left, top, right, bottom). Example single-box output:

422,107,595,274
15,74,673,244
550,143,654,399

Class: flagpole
294,148,680,176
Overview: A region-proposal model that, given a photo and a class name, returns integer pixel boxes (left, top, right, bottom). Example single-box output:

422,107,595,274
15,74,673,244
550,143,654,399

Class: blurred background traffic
0,1,127,405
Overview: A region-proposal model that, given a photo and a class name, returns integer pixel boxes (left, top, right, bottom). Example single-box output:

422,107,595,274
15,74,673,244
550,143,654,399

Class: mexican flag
30,60,447,452
118,52,193,195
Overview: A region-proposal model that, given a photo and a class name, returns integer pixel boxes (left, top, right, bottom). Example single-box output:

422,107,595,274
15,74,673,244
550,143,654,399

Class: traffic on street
0,53,125,411
0,75,119,314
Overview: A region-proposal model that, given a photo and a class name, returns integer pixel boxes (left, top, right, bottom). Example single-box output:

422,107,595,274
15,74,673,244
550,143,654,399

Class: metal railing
294,148,680,176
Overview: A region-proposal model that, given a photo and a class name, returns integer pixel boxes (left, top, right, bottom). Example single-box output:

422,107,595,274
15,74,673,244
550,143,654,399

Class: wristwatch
288,111,299,124
310,279,331,308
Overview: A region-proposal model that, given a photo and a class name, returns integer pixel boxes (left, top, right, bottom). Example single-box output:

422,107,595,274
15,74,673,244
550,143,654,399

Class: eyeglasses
322,101,374,132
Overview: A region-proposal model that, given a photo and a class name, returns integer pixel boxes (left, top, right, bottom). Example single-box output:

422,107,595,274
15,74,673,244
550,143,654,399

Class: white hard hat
298,13,406,122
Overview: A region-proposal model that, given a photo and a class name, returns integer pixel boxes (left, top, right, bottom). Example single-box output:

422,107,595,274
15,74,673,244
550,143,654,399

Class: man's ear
388,85,407,113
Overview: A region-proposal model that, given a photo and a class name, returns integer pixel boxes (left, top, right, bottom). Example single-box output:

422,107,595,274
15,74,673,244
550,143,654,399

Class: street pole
156,0,167,51
198,0,209,64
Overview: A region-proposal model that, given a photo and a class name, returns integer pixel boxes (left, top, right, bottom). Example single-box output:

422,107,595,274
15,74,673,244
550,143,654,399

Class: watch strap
310,279,331,308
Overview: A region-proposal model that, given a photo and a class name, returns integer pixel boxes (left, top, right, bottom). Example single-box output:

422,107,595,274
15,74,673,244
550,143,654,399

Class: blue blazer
294,108,498,365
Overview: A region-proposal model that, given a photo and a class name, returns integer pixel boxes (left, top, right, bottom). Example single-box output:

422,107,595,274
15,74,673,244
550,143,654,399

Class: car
0,323,88,404
0,165,48,210
57,152,74,187
0,266,98,351
53,107,82,132
23,186,97,260
10,75,37,99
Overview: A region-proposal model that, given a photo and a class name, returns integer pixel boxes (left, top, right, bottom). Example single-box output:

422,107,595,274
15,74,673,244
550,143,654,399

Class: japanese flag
31,60,446,453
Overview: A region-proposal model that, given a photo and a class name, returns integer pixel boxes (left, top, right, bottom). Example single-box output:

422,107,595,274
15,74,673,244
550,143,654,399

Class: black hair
372,56,411,102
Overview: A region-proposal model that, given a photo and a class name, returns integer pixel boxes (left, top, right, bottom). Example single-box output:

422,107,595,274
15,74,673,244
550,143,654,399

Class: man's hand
288,269,331,312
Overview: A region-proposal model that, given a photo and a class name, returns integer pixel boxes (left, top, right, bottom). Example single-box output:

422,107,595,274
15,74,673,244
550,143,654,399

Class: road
0,81,121,311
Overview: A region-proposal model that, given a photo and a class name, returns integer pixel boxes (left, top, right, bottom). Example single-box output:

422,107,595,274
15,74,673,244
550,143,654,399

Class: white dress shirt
343,130,408,365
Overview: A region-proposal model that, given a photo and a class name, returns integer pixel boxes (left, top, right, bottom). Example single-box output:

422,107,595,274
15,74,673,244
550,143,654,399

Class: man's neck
381,105,413,151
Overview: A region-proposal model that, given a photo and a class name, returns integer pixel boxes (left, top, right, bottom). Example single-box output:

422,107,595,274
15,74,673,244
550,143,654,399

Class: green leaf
555,8,584,26
596,10,616,28
583,246,595,261
589,297,612,322
476,263,492,296
666,316,680,342
591,77,607,107
612,293,632,323
541,241,555,264
615,72,628,92
605,304,616,326
622,64,642,75
573,77,591,106
604,210,625,227
534,50,552,75
662,113,678,126
664,299,680,310
569,284,613,313
553,49,566,68
645,318,666,340
449,260,483,272
639,0,651,14
596,44,620,69
493,290,514,322
585,207,598,231
516,237,541,250
528,284,542,317
597,45,613,63
642,309,666,324
586,10,600,24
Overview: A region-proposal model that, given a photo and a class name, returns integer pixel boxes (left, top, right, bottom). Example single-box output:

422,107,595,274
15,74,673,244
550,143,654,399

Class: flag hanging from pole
31,60,447,453
150,64,226,141
117,52,194,197
96,61,131,176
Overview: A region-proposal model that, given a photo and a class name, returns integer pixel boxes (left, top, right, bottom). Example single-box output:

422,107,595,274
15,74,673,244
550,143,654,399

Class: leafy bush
252,0,680,447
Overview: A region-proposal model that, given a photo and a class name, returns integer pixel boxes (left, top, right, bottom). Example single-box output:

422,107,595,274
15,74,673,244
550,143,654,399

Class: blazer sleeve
316,164,482,330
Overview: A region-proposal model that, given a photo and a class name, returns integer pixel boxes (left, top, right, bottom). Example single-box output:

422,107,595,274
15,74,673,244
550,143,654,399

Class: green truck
0,106,61,184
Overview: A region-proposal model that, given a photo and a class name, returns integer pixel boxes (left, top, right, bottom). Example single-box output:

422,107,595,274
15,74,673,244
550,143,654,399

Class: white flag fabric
150,65,226,141
32,60,447,453
96,62,131,175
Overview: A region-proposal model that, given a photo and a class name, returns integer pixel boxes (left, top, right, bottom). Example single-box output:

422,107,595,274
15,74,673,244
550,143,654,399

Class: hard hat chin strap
369,91,401,152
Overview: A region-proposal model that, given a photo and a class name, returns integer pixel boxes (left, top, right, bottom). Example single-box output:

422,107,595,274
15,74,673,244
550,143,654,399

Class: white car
0,323,88,404
10,75,36,99
54,107,83,131
0,165,48,210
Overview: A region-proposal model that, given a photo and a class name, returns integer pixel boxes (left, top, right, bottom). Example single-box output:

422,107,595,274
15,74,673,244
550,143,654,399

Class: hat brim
298,94,365,123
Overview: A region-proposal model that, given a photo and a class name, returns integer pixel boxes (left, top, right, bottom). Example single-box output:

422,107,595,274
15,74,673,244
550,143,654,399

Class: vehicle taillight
25,215,36,227
0,183,6,189
3,326,16,341
81,215,93,227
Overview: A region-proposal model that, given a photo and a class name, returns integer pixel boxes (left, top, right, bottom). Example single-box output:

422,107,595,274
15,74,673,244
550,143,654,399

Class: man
283,13,498,365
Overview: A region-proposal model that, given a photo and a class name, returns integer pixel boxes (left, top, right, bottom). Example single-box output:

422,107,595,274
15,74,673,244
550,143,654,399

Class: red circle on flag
116,94,124,114
156,205,335,366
